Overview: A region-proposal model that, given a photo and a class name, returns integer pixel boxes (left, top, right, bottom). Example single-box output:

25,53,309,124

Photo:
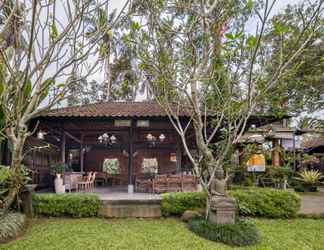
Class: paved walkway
299,188,324,215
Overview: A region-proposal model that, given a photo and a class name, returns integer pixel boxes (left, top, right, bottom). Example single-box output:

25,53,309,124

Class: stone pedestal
208,196,236,225
21,184,37,218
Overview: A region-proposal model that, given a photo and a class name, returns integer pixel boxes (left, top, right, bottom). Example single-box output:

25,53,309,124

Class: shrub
33,193,101,217
161,192,206,216
161,187,301,218
230,188,301,218
188,217,260,246
0,212,26,243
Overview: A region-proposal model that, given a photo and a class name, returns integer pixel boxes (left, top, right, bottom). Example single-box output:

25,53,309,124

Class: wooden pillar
61,133,66,164
176,141,182,173
128,120,134,191
272,138,280,167
80,134,84,173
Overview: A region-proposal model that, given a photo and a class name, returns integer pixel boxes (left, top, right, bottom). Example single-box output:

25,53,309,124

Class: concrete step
98,198,162,218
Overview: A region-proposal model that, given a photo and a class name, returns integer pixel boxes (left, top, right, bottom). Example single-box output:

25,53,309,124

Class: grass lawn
1,218,324,250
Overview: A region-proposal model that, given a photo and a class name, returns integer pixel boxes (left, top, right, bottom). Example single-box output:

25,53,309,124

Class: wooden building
1,102,280,190
32,102,195,190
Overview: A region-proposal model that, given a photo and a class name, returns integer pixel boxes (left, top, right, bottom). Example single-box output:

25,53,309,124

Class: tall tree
133,0,323,222
260,2,324,116
0,0,125,214
66,1,143,105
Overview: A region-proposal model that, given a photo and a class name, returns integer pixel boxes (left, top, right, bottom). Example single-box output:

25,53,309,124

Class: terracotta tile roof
40,102,191,118
302,137,324,149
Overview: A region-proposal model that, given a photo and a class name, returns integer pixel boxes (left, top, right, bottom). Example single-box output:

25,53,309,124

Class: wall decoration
170,153,177,162
142,158,158,174
103,158,120,175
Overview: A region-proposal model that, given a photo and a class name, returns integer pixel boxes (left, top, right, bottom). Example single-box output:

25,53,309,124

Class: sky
51,0,323,120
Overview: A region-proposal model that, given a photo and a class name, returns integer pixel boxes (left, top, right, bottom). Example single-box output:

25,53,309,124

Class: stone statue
208,168,236,225
210,168,227,196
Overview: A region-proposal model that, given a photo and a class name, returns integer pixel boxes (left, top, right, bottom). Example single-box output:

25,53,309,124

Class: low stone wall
98,199,162,218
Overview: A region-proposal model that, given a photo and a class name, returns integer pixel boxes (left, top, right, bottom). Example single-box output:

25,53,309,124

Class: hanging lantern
159,134,166,142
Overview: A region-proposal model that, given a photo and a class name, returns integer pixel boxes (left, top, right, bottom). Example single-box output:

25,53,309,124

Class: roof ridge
39,101,191,118
47,100,159,111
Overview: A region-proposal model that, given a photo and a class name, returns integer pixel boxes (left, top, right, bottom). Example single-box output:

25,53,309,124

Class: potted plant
294,169,324,192
53,163,66,193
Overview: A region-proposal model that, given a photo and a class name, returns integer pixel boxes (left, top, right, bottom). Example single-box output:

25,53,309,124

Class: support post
128,120,134,193
272,138,280,167
61,133,66,164
176,140,182,173
80,134,84,173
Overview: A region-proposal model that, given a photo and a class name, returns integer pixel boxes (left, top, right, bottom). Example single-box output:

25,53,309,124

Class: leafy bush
52,163,66,175
0,212,26,243
188,217,260,246
229,188,301,218
295,169,324,185
161,192,206,216
161,188,301,218
0,165,31,202
33,193,101,217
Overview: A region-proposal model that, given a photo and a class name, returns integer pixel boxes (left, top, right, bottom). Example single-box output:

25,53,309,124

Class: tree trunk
1,134,26,213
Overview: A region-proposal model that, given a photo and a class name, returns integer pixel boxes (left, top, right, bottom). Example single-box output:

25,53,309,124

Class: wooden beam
64,131,82,144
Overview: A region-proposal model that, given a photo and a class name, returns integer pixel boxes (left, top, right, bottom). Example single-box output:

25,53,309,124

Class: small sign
247,165,266,172
114,120,131,127
247,154,266,172
170,153,177,162
137,120,149,127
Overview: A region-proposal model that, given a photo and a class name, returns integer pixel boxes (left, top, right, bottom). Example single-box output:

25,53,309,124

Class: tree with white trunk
0,0,129,214
131,0,323,221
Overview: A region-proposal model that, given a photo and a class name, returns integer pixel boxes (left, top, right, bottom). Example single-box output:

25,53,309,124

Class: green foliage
262,3,324,115
230,188,301,218
1,218,324,249
161,192,206,217
52,163,65,175
32,193,101,217
0,166,12,200
246,35,257,49
0,212,26,243
301,169,324,184
0,165,31,204
188,218,260,246
161,188,301,218
261,166,294,183
50,22,59,41
294,169,324,185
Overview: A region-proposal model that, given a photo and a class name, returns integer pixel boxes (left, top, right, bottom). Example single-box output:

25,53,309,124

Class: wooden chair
64,173,83,192
76,172,92,192
95,172,107,186
135,178,153,193
153,175,168,193
89,172,97,191
167,175,182,192
181,175,197,192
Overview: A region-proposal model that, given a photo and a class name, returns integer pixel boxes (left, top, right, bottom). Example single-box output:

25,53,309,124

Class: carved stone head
215,168,224,179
